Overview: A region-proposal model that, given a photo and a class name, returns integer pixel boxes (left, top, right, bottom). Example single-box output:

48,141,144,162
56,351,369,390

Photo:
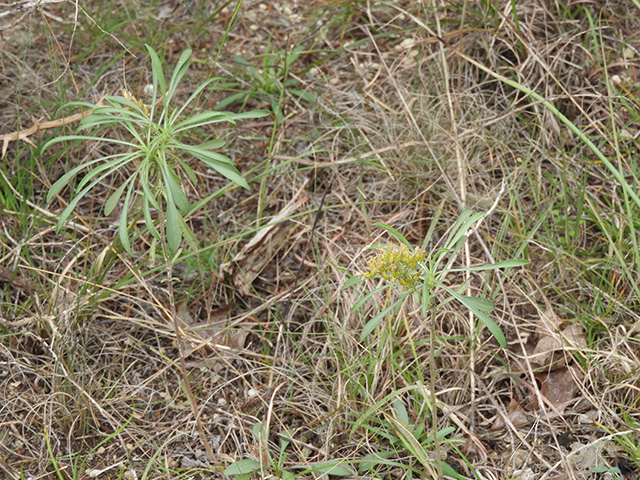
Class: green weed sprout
214,45,317,124
44,45,269,254
224,421,353,480
349,209,528,346
347,210,527,478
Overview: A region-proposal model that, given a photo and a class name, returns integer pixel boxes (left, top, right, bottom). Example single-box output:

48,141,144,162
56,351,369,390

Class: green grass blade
104,179,130,215
163,168,188,211
445,210,484,250
188,151,249,189
118,184,134,254
172,111,234,131
46,156,108,202
165,197,182,253
171,77,220,120
43,135,138,150
372,222,412,248
360,296,406,340
444,287,506,348
350,283,393,313
447,259,530,272
440,40,640,210
54,168,117,230
177,145,235,165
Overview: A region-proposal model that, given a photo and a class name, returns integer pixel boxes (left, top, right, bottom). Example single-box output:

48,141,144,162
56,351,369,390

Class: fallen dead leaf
491,398,530,431
177,302,250,350
537,366,583,413
221,181,309,295
529,308,586,369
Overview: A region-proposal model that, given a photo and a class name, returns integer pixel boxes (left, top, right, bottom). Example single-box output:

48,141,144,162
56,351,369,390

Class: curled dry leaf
177,302,250,350
529,306,586,369
537,365,584,413
221,188,309,295
491,399,530,431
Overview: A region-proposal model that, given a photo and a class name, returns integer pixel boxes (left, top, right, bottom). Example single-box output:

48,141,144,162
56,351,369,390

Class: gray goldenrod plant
44,45,269,254
347,210,529,345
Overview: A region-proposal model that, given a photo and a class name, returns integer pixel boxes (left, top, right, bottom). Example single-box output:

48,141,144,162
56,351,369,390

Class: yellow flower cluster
122,89,150,116
364,243,425,289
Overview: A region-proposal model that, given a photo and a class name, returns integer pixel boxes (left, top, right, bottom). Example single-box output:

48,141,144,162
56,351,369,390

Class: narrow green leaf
43,135,137,151
167,48,192,105
360,296,405,340
290,88,318,102
442,209,473,248
232,54,251,67
75,154,136,192
177,145,235,165
357,451,395,472
165,199,182,253
47,157,105,202
191,152,249,189
177,213,199,251
280,470,295,480
214,92,247,110
143,195,160,242
421,279,431,316
445,287,506,347
54,169,115,231
163,168,189,211
342,275,364,290
454,294,494,313
178,158,198,185
392,398,409,424
118,187,133,254
223,459,260,475
173,111,234,131
385,416,436,475
104,181,128,215
303,462,354,476
372,222,412,248
445,210,484,250
145,44,167,102
227,110,270,120
351,283,393,313
172,77,219,119
447,258,530,273
140,174,161,210
53,100,97,111
198,138,226,150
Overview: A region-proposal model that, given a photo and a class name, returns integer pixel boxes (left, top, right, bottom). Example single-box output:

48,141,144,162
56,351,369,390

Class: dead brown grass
2,1,640,479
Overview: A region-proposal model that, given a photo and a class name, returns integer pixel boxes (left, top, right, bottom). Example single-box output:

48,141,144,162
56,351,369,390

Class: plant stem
429,310,443,479
165,259,216,463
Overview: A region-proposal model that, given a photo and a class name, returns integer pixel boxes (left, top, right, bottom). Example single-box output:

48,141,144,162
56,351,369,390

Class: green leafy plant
213,45,317,124
348,209,527,346
347,209,528,477
44,44,269,254
224,421,353,479
223,421,294,480
354,389,467,479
